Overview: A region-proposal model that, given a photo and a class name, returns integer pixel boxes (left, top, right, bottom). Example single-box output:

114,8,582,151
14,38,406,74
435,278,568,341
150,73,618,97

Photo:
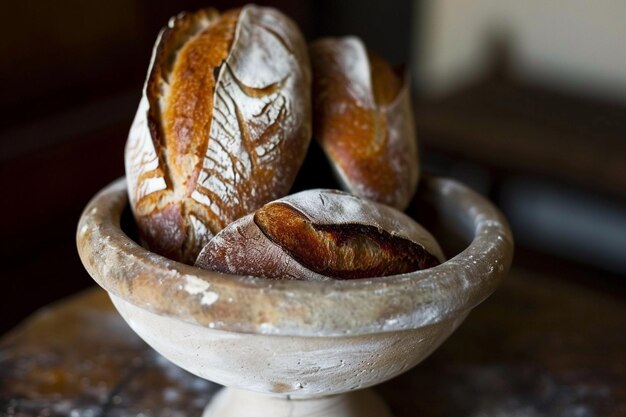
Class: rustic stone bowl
77,176,513,417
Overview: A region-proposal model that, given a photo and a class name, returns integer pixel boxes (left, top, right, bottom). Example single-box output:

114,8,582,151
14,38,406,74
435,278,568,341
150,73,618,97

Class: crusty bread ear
195,189,444,280
125,5,312,263
310,37,418,211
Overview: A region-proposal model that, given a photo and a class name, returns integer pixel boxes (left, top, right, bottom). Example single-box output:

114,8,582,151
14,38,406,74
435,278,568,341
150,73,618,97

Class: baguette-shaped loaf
310,37,418,210
125,5,312,263
195,189,444,280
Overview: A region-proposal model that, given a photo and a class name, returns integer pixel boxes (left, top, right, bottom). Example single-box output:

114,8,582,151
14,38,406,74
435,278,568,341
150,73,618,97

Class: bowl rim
77,176,513,337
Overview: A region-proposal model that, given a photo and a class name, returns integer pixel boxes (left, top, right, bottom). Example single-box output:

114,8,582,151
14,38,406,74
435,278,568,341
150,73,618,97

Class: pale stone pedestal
203,388,392,417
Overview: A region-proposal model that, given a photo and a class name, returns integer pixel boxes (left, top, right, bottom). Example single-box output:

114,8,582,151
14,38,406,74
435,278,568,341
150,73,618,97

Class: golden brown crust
125,6,312,263
311,37,418,210
254,202,440,279
126,8,224,262
164,9,240,192
144,9,221,197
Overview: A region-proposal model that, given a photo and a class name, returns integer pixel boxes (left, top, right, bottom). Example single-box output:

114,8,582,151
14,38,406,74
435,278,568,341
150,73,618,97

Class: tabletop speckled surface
1,266,624,417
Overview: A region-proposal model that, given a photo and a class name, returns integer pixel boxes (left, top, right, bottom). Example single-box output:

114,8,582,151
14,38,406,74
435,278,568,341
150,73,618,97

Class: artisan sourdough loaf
125,5,312,263
311,37,418,210
195,189,444,280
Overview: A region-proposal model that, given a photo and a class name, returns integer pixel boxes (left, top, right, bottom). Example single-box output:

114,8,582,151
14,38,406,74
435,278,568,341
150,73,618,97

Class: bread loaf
124,5,312,263
195,189,444,280
310,37,418,210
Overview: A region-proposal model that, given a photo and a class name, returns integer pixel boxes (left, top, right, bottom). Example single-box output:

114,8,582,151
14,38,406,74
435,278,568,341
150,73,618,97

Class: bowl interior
77,176,513,337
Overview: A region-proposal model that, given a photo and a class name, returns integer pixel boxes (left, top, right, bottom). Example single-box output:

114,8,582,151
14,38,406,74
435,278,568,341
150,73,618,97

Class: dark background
1,0,624,334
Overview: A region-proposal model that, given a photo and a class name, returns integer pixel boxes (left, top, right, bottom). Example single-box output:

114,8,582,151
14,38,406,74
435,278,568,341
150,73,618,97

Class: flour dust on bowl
77,176,514,417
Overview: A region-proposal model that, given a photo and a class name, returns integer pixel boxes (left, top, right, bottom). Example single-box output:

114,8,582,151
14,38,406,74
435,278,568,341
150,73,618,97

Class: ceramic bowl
77,176,513,417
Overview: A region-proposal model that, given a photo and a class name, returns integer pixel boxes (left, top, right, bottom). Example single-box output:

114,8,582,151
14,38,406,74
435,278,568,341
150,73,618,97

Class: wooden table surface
1,266,624,417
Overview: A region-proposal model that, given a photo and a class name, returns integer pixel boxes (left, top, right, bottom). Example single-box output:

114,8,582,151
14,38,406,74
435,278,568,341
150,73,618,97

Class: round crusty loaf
124,5,312,263
195,189,444,280
310,37,418,211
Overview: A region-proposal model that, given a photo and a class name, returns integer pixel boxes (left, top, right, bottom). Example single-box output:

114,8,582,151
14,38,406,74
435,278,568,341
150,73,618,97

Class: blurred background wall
411,0,626,274
1,0,624,334
415,0,626,103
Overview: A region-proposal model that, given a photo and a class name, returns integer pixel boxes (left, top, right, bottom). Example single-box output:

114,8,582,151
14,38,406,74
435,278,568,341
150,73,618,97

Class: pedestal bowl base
203,388,392,417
